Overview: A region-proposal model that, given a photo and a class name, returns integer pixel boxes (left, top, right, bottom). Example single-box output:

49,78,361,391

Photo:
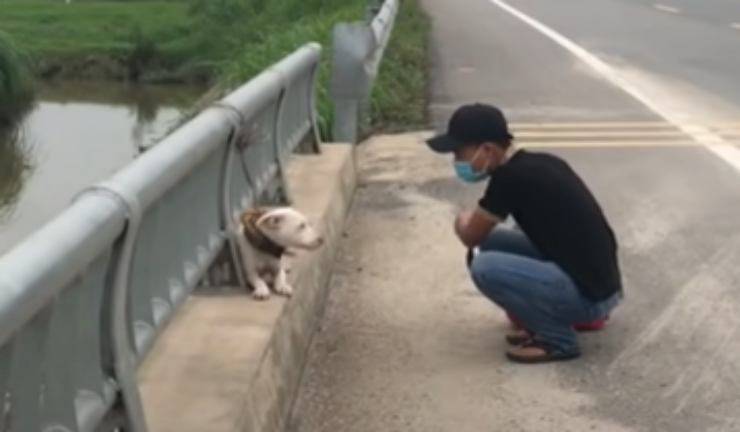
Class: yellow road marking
514,130,687,139
509,121,674,129
423,122,740,149
516,142,740,149
519,141,692,148
510,122,740,130
518,140,735,149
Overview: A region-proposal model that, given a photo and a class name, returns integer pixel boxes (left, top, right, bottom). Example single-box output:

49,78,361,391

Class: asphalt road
506,0,740,122
289,1,740,431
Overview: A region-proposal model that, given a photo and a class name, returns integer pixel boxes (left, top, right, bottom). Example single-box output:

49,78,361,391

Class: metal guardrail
330,0,400,143
0,42,322,432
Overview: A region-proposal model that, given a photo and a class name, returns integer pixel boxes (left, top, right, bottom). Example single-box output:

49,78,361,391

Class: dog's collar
241,209,286,258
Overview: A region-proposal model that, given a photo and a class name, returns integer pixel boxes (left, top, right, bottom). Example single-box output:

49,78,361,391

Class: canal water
0,81,203,255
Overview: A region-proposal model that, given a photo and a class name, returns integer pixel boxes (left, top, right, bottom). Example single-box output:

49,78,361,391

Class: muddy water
0,81,203,255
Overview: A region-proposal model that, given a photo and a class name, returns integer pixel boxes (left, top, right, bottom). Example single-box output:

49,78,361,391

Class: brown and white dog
234,207,323,300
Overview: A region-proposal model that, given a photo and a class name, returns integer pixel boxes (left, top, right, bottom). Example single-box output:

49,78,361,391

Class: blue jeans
470,227,621,356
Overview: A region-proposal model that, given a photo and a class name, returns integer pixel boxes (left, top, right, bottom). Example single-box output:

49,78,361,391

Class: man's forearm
455,208,498,248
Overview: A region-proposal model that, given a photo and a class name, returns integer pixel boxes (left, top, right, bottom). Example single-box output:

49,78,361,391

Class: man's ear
484,142,501,154
260,214,284,230
486,142,506,164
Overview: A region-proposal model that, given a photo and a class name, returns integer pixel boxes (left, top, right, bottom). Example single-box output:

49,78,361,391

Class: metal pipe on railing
268,43,322,90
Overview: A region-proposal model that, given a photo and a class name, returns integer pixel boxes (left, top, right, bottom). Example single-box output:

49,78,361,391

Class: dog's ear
260,214,284,230
241,208,265,227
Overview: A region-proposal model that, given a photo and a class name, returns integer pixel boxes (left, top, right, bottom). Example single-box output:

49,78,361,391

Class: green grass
0,1,190,57
370,0,430,131
0,0,373,83
0,0,430,134
216,0,368,138
0,1,203,81
217,0,431,137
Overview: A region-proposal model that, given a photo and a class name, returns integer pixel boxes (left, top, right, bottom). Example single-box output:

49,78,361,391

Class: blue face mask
454,146,490,183
454,162,489,183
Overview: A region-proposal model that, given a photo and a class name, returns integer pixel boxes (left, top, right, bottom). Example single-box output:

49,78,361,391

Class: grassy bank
219,0,430,136
0,1,201,82
0,0,372,84
369,0,430,131
0,0,430,134
207,0,368,135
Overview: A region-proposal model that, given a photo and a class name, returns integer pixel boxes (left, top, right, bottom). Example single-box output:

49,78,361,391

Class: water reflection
0,81,203,255
39,81,202,151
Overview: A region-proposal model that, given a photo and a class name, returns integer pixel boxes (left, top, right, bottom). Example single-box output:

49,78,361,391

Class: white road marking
489,0,740,173
731,23,740,30
653,3,681,14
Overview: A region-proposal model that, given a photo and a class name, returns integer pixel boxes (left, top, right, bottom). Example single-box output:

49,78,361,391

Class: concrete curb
137,144,356,432
239,144,357,432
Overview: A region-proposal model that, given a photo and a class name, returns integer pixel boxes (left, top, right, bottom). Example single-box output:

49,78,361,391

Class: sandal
505,329,533,346
506,340,580,364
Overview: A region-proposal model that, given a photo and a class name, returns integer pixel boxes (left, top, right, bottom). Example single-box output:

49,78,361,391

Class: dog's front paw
275,283,293,297
252,284,271,301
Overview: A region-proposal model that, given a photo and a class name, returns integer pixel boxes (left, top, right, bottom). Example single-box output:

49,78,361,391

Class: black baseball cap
427,103,514,153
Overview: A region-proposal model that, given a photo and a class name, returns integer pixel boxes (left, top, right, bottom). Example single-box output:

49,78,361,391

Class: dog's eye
299,223,307,231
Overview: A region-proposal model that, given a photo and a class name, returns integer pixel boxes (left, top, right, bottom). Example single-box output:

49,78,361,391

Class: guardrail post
330,23,374,143
330,0,399,143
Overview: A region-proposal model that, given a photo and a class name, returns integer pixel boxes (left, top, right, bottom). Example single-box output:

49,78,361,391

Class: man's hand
454,207,499,249
455,210,474,239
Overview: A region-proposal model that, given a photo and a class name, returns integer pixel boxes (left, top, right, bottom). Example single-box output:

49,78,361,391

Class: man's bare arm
455,207,500,249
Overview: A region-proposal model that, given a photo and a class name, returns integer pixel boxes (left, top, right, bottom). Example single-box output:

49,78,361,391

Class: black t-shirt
479,150,622,301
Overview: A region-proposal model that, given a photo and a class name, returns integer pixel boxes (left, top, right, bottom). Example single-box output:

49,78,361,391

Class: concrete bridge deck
288,130,740,432
95,0,740,430
286,0,740,430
